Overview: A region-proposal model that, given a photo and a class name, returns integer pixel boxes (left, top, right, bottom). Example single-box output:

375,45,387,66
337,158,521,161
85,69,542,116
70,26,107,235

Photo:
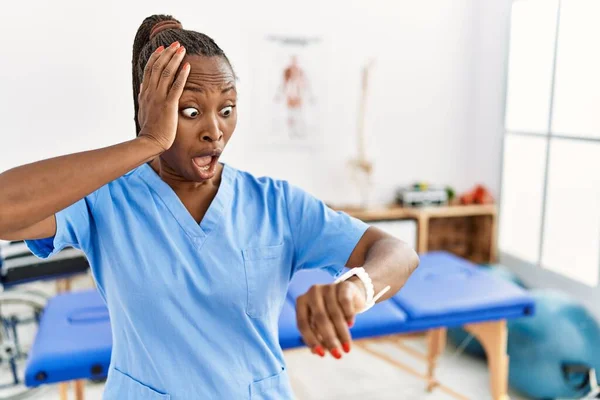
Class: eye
182,107,199,118
220,105,235,118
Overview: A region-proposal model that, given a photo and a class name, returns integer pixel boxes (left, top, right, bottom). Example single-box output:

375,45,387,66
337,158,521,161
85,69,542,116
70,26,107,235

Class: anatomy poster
251,34,326,150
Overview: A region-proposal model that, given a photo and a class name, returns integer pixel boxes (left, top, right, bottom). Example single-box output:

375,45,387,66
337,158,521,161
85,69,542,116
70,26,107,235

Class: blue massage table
0,242,91,399
24,251,534,400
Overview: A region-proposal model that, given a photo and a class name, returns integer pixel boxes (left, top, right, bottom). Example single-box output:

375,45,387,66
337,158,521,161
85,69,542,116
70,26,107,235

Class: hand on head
137,42,190,153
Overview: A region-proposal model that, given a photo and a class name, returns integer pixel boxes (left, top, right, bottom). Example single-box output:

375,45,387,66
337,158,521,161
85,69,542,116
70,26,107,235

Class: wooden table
336,204,498,264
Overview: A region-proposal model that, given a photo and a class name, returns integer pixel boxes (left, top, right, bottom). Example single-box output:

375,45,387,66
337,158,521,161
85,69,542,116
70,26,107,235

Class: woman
0,15,419,399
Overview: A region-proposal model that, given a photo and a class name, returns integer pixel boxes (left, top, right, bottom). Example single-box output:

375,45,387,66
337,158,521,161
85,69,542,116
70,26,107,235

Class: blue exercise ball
483,264,528,289
508,289,600,399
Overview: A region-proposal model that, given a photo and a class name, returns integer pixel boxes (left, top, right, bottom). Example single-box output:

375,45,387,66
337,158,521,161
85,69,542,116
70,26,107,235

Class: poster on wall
251,34,327,151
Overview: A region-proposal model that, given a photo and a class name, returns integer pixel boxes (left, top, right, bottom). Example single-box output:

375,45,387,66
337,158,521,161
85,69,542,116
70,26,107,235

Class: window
500,0,600,286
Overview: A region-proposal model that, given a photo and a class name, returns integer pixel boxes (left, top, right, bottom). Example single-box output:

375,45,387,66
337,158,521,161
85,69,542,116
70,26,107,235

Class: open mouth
192,150,221,178
193,156,214,171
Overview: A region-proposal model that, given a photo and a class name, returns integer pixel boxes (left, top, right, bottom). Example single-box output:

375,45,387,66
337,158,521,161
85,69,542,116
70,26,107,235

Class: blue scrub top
26,163,369,399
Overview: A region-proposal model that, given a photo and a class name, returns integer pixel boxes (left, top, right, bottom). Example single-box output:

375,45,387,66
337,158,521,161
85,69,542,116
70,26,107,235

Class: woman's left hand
295,279,366,359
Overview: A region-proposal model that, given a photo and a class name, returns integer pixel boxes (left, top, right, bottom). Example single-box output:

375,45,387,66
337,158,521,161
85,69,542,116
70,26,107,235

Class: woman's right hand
137,42,190,153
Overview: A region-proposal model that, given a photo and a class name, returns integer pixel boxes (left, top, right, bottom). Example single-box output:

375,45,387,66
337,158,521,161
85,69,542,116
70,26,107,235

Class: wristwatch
334,267,391,313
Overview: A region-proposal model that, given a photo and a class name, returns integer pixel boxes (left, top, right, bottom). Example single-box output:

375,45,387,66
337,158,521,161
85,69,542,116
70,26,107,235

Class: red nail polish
177,46,186,54
331,349,342,359
183,62,190,71
170,41,180,48
315,346,325,357
342,343,351,353
347,320,354,328
155,46,165,53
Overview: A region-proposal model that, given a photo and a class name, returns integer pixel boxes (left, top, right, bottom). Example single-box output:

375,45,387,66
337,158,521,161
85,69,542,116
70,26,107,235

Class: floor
33,341,530,400
2,275,530,400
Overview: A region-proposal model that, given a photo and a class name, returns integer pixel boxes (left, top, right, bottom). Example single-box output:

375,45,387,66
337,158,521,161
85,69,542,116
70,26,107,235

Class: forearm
0,136,161,234
351,238,419,303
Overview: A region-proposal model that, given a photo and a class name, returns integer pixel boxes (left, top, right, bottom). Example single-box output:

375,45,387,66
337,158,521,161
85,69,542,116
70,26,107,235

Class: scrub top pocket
243,244,285,319
250,368,292,400
103,367,170,400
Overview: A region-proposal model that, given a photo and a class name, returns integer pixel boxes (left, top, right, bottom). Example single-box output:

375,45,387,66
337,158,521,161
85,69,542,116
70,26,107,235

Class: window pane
551,0,600,138
541,139,600,286
499,134,547,263
504,0,558,133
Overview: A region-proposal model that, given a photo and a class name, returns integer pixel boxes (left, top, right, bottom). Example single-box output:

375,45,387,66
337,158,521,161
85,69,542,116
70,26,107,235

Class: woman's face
160,55,237,182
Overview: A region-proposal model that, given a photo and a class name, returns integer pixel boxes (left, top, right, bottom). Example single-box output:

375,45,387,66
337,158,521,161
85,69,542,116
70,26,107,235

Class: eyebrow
183,85,237,94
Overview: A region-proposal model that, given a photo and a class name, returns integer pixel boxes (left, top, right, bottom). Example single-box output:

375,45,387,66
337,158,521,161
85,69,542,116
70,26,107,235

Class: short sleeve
284,182,370,277
25,195,95,259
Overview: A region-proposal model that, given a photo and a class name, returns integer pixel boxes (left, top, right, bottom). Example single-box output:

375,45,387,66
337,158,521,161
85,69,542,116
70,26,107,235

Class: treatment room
1,0,599,399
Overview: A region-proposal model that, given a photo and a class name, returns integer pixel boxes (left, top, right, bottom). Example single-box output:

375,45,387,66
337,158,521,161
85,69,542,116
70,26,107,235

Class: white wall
0,0,487,207
470,0,513,197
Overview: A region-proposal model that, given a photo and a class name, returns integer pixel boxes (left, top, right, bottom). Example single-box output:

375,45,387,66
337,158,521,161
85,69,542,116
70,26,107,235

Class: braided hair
132,14,233,135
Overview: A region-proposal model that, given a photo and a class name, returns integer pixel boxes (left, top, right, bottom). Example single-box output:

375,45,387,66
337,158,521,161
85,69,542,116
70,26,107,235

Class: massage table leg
464,320,509,400
59,382,68,400
57,380,85,400
75,380,85,400
426,327,447,392
56,278,72,293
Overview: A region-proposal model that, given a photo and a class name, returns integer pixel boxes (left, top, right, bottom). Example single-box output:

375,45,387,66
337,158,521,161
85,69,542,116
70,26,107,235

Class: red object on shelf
460,185,494,205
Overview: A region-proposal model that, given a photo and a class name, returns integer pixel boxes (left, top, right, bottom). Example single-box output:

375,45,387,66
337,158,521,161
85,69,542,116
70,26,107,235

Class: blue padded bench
393,251,533,331
283,251,533,400
25,251,533,400
25,290,112,387
1,243,89,289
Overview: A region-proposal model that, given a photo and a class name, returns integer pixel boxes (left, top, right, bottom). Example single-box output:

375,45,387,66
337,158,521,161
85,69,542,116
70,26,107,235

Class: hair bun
149,20,183,39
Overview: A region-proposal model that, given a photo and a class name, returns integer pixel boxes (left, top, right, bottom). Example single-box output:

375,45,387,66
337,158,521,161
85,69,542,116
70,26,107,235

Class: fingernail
155,46,165,53
342,342,351,353
331,348,342,359
183,62,190,71
177,46,186,54
315,346,325,357
347,320,354,328
170,41,180,48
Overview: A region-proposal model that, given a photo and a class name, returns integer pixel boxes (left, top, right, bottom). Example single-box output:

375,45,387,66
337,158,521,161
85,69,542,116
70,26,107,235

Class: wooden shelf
338,204,497,222
336,206,414,221
335,204,498,264
414,204,497,219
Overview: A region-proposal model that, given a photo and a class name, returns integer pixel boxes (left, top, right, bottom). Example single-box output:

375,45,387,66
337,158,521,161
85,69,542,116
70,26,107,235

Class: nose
201,114,223,143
